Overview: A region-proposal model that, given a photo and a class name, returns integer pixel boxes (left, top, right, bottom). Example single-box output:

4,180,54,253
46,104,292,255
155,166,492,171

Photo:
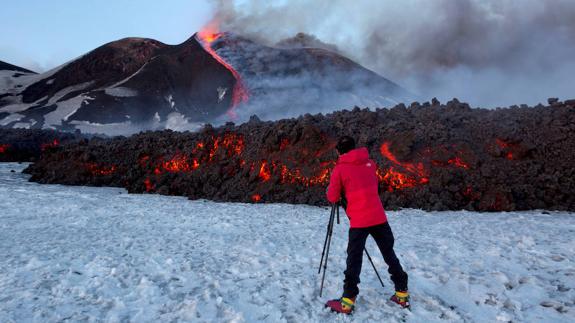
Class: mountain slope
202,32,412,120
0,61,36,74
1,33,412,135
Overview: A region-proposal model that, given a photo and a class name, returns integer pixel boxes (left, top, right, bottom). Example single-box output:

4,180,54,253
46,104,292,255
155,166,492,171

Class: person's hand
340,196,348,210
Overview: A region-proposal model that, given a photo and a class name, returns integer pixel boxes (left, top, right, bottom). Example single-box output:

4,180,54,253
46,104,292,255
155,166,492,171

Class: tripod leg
320,205,336,296
320,220,334,297
318,205,336,274
364,248,385,289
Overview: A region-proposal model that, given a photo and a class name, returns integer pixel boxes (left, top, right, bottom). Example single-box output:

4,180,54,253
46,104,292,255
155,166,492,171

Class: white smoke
210,0,575,107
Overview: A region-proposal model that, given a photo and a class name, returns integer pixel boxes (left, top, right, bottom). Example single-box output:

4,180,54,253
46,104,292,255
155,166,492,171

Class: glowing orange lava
379,142,429,190
380,142,427,177
252,194,262,202
276,161,334,187
105,134,481,195
495,139,519,160
279,138,290,151
380,167,418,192
161,153,191,173
144,178,154,192
447,156,470,169
85,163,117,176
197,25,249,119
0,144,9,153
41,139,60,151
259,160,271,182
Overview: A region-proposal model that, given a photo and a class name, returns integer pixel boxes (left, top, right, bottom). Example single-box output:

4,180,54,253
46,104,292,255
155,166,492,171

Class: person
324,136,409,314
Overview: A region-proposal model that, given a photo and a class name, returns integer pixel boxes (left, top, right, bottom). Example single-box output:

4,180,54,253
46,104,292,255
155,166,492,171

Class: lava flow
495,138,520,160
84,163,116,176
379,142,429,190
0,144,9,153
197,26,249,119
41,139,60,151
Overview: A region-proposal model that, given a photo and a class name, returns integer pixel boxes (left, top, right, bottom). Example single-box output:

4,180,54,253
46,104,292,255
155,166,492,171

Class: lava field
0,129,86,162
20,98,575,211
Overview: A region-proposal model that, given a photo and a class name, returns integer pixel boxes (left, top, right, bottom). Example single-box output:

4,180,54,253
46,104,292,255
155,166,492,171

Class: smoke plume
210,0,575,107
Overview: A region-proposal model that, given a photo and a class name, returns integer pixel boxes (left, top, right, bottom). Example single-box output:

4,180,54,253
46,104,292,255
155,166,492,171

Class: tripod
318,203,385,297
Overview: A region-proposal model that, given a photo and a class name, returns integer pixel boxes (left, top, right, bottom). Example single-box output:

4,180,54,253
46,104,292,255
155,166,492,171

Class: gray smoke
210,0,575,107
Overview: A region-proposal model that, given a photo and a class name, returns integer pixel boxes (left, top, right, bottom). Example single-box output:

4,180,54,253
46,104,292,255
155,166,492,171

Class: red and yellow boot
325,296,356,314
390,291,410,309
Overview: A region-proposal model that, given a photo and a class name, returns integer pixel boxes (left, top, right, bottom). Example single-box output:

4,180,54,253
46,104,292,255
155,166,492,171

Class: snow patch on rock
105,87,138,97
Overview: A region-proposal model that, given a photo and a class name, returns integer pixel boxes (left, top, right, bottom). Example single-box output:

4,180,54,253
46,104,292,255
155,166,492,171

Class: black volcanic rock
0,128,87,162
21,38,165,104
24,99,575,212
67,36,235,125
0,60,36,74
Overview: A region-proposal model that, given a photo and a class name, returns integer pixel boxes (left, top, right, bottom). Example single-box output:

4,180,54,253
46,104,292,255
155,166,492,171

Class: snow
105,87,138,98
46,81,93,106
42,93,94,128
0,162,573,322
0,113,24,126
67,119,139,137
165,94,177,110
165,112,203,132
110,57,156,89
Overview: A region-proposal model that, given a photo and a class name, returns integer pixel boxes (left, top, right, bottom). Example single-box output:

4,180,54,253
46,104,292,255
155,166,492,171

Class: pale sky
0,0,215,72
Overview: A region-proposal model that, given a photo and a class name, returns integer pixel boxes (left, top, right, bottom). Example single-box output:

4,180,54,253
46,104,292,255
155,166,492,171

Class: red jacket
326,147,387,228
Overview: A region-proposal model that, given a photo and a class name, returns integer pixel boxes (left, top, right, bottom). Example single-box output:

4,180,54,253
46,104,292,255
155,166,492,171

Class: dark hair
336,136,356,154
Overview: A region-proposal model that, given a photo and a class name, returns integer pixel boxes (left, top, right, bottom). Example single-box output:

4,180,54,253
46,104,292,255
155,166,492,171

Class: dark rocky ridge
23,98,575,211
0,60,36,74
0,129,88,162
15,36,234,127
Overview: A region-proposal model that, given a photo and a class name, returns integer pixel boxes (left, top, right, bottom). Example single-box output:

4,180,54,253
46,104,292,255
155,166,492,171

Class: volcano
0,32,411,135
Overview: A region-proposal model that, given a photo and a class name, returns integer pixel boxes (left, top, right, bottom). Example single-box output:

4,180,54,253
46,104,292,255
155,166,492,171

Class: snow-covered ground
0,163,573,323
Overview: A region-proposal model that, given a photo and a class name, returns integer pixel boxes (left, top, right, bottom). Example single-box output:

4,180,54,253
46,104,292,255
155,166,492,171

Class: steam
210,0,575,107
203,32,409,124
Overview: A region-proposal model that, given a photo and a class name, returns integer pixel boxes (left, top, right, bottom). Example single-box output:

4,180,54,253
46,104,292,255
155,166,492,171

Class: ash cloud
210,0,575,108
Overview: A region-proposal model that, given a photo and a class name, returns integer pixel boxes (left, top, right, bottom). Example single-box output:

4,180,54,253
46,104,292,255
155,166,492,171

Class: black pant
343,222,408,298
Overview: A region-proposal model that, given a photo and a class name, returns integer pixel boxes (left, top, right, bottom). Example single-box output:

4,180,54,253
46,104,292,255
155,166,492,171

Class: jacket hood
338,147,370,164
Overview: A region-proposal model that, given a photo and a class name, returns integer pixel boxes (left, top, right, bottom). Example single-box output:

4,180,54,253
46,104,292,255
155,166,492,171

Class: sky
0,0,214,72
1,0,573,107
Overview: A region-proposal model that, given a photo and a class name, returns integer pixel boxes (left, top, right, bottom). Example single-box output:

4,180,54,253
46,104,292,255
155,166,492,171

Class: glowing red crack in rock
197,29,249,119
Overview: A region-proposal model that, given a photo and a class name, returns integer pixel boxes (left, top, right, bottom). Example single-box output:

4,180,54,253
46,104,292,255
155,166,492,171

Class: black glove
340,195,348,211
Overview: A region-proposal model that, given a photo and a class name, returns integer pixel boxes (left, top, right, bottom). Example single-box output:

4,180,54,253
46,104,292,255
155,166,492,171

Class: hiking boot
325,296,356,314
390,290,410,309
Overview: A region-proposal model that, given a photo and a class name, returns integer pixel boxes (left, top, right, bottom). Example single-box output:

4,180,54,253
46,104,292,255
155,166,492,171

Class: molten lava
495,138,519,160
0,144,9,153
379,167,418,192
161,152,192,173
279,138,290,151
197,26,249,119
447,156,470,169
380,142,427,177
41,139,59,151
463,186,481,201
259,160,271,182
85,163,116,176
379,142,429,191
144,178,154,192
87,130,480,200
277,162,334,187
